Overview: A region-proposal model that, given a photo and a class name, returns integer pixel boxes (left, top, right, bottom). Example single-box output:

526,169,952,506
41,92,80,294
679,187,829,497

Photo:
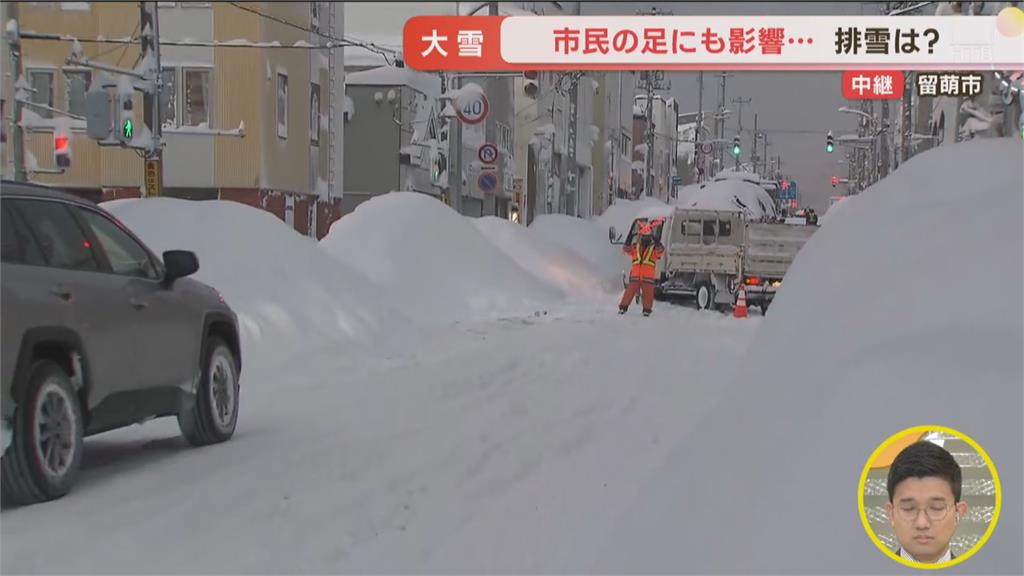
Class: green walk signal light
122,118,134,140
826,131,835,153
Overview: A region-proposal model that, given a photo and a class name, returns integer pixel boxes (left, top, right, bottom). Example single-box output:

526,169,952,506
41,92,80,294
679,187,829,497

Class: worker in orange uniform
619,221,665,317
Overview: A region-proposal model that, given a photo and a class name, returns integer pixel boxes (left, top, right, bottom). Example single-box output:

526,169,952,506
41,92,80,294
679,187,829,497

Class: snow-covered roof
346,66,440,99
676,179,777,220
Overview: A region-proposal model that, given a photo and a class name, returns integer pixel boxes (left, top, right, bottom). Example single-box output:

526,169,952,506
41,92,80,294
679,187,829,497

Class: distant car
1,181,241,506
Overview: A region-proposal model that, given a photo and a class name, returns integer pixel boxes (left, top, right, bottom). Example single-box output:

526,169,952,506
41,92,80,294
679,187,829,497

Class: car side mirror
608,226,618,244
163,250,199,285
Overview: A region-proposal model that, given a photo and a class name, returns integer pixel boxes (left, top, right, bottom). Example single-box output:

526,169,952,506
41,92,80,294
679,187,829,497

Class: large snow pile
596,138,1023,574
676,178,778,221
321,192,563,322
528,214,625,279
472,216,618,297
104,198,409,366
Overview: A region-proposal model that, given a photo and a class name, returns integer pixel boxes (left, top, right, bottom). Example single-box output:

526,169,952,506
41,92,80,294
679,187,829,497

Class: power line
226,2,400,63
20,33,340,49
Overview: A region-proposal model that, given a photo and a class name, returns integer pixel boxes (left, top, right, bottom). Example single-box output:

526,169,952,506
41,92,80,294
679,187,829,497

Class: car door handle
129,297,149,310
50,284,73,302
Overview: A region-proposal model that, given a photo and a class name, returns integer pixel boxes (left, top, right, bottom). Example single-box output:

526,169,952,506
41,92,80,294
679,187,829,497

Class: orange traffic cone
734,284,748,319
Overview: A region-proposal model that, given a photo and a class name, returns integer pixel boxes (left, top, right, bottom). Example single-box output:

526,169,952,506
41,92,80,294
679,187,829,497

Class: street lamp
838,106,876,125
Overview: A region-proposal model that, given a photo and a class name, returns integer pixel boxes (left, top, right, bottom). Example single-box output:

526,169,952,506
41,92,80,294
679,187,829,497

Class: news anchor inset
859,426,1001,569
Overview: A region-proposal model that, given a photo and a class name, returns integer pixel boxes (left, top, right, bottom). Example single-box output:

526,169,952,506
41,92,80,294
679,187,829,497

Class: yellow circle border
858,425,1002,570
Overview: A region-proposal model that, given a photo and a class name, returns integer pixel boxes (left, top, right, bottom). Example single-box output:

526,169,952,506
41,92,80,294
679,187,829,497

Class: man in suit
885,441,968,564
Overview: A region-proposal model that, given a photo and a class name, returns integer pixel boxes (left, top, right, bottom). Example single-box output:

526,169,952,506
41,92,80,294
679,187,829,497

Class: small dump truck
609,207,817,313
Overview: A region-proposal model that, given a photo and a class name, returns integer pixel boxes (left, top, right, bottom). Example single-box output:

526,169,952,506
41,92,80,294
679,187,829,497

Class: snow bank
104,198,409,368
321,192,563,323
472,216,618,298
529,214,624,279
597,138,1024,574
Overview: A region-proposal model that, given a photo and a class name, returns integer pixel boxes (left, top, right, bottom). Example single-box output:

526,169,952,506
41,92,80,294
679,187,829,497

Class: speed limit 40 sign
455,89,489,125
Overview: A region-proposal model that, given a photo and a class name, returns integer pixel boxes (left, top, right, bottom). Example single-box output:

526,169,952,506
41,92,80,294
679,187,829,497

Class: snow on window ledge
59,2,91,11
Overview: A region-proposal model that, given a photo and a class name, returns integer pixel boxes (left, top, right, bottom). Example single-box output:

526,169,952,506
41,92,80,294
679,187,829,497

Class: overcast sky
582,1,891,211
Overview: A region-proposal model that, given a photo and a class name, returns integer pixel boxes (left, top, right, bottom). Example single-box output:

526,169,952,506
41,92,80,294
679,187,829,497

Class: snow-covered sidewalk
0,302,759,574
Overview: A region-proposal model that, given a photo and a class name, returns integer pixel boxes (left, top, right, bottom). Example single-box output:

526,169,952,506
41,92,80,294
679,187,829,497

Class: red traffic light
781,179,790,190
54,134,69,152
830,175,839,186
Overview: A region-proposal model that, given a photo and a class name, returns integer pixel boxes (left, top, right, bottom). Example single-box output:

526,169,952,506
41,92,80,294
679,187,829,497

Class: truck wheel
179,336,240,446
696,283,715,311
1,360,85,506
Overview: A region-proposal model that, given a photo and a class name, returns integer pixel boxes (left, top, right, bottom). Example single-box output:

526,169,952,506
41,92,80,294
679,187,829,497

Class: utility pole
695,71,704,182
6,1,26,181
140,1,163,197
732,96,750,170
449,73,463,215
714,72,731,177
567,0,580,215
637,5,671,197
644,72,655,197
751,113,758,174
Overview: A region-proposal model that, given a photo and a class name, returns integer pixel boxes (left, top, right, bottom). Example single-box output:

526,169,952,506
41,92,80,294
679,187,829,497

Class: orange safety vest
626,243,663,280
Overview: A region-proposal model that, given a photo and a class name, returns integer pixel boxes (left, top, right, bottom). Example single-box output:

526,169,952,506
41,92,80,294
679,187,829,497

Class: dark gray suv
1,181,241,505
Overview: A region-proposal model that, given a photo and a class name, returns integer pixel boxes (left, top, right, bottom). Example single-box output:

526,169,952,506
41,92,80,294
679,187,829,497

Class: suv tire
1,360,85,506
179,336,239,446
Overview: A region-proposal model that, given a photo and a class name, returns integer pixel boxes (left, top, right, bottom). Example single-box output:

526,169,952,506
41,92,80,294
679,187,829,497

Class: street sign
671,175,682,186
700,142,714,155
478,142,498,164
477,170,498,194
455,89,489,125
145,159,162,197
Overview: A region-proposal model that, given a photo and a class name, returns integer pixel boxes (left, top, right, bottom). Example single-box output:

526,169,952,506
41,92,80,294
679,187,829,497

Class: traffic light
826,130,835,153
732,135,741,157
116,89,134,144
54,130,71,168
523,70,539,99
831,175,839,187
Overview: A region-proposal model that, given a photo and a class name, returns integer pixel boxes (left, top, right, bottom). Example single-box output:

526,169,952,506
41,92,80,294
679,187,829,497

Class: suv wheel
1,360,84,506
179,336,239,446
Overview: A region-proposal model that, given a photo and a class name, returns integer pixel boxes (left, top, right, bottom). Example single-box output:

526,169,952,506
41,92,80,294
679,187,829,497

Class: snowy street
2,138,1022,575
0,302,758,574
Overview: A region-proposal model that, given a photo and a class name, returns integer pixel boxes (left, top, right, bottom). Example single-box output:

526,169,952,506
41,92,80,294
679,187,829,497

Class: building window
63,69,91,117
182,68,210,127
26,70,55,119
310,82,320,145
310,2,321,34
620,133,630,158
160,67,177,127
277,73,288,139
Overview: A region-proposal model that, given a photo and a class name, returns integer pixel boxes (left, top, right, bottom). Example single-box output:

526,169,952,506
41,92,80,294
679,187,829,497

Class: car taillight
744,276,761,286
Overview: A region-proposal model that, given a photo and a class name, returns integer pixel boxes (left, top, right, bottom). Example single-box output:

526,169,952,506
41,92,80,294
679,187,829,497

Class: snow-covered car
1,181,242,506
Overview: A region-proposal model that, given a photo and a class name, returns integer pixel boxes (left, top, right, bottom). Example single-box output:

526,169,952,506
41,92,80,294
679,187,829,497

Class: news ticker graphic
403,11,1024,71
